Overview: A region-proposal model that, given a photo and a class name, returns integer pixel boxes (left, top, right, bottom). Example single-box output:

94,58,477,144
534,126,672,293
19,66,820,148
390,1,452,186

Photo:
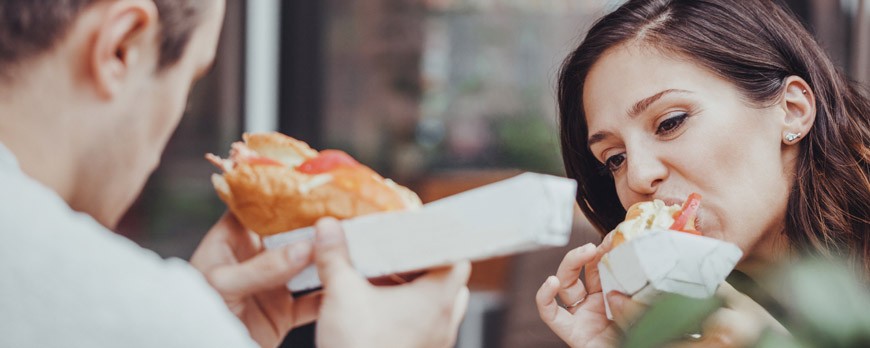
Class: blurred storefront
119,0,869,347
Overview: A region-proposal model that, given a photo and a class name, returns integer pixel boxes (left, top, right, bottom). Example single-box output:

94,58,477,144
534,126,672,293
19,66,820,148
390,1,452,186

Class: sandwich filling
615,200,681,241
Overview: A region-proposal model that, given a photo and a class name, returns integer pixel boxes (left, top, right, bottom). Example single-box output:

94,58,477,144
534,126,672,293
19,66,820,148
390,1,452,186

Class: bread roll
207,132,421,235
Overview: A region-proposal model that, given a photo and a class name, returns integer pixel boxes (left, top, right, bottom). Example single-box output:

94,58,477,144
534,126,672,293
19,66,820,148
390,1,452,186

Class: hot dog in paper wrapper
598,194,743,319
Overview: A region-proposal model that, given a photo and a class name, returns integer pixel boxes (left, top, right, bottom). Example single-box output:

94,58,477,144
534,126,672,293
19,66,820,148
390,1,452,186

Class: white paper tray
264,172,578,292
598,229,743,319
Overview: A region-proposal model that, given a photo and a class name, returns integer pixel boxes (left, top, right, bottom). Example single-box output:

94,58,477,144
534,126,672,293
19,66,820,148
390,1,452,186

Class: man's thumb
313,217,360,287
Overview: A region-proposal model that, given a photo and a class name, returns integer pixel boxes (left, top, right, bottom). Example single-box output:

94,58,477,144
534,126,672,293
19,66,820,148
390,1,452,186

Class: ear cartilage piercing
785,132,801,142
801,89,808,94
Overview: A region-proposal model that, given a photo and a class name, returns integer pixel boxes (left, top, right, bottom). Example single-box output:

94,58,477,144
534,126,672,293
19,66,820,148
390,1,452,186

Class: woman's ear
779,76,816,145
89,1,158,99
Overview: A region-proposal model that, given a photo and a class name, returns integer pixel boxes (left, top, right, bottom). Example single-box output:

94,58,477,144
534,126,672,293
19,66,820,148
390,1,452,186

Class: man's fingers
607,291,647,332
446,286,470,346
412,261,472,291
208,240,313,296
215,213,263,259
313,217,364,288
398,261,471,312
191,213,261,273
555,243,596,306
292,292,323,327
251,288,322,335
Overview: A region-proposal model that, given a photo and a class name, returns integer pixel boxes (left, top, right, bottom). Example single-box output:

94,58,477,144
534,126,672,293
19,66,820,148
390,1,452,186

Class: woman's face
583,43,793,255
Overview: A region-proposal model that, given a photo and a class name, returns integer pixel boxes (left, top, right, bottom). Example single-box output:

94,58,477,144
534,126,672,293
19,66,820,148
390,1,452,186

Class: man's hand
312,218,471,348
190,214,321,348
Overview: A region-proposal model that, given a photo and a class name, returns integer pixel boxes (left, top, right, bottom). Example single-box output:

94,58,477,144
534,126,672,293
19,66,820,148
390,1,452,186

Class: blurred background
117,0,870,347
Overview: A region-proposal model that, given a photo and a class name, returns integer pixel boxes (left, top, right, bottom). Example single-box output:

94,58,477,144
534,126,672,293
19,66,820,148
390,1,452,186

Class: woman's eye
604,153,626,172
656,112,689,135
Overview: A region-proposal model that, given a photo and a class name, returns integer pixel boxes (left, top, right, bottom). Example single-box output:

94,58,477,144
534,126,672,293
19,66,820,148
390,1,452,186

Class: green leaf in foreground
623,294,723,348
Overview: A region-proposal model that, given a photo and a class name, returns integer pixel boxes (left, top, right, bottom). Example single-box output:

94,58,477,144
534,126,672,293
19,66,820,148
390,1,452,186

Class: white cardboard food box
263,172,577,292
598,229,743,319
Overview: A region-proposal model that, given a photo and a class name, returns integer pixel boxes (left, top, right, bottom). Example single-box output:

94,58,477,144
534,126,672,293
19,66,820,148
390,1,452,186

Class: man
0,0,470,347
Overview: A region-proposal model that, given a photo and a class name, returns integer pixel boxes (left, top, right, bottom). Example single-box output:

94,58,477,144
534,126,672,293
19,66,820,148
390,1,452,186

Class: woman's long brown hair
558,0,870,277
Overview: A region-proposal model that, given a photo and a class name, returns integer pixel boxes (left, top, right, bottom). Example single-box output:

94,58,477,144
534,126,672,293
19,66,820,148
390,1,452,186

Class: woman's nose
625,150,668,195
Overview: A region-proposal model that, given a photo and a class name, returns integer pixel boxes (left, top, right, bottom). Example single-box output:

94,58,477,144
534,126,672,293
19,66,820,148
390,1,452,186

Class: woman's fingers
666,284,788,348
664,307,755,348
606,291,647,332
583,232,617,293
555,243,596,307
717,282,788,334
716,282,750,307
537,276,562,322
536,276,576,338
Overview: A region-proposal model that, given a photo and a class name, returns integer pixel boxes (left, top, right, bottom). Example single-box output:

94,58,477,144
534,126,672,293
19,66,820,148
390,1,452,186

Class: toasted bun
242,132,318,166
611,202,644,248
207,132,421,235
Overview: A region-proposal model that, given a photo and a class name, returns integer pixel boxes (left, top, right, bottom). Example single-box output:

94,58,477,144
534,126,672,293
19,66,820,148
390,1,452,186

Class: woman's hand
312,218,471,348
538,233,787,348
190,213,321,348
536,233,623,348
656,282,788,348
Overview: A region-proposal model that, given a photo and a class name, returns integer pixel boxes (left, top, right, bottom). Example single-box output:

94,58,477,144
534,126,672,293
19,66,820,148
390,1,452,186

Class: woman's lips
659,198,683,207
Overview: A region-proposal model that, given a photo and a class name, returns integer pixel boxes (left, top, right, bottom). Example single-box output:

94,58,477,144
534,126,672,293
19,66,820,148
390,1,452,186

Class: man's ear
90,1,158,99
779,76,816,144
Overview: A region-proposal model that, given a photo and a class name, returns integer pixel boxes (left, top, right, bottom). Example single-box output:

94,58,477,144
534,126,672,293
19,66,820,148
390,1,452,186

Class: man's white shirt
0,143,257,347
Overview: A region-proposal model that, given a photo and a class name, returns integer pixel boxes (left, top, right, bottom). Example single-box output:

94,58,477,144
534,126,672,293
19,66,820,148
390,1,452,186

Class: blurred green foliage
625,259,870,347
494,115,564,175
624,295,722,348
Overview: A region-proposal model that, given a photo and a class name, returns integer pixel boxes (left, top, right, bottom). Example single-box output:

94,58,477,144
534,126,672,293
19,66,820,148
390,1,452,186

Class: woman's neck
736,226,794,295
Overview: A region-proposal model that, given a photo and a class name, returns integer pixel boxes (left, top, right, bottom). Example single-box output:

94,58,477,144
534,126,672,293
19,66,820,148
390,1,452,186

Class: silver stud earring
801,89,808,95
784,132,801,142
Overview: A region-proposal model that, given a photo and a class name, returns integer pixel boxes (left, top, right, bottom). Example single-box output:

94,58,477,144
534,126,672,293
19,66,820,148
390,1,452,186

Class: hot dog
611,193,702,248
206,132,421,235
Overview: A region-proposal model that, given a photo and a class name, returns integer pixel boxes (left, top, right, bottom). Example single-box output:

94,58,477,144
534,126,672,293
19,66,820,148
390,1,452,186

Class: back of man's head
0,0,207,82
0,0,224,229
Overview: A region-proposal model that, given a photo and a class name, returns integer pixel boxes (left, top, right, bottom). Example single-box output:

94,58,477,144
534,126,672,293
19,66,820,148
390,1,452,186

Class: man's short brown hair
0,0,209,80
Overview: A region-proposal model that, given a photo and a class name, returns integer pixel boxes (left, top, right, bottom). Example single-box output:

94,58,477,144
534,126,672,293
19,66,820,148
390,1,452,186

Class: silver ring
563,295,587,310
683,332,703,342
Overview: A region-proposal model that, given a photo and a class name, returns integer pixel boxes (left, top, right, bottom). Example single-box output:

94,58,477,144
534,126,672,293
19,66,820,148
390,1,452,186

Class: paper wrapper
598,229,743,320
264,172,577,292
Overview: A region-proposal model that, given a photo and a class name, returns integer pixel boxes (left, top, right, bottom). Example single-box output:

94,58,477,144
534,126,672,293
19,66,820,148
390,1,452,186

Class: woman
536,0,870,346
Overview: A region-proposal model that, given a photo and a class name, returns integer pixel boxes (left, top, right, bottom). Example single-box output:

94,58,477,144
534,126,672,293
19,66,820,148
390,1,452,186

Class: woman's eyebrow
588,131,612,149
587,89,692,149
627,88,692,118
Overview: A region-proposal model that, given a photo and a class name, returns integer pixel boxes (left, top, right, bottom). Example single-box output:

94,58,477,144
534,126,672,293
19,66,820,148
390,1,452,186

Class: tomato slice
669,193,702,234
296,150,359,174
246,156,283,166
